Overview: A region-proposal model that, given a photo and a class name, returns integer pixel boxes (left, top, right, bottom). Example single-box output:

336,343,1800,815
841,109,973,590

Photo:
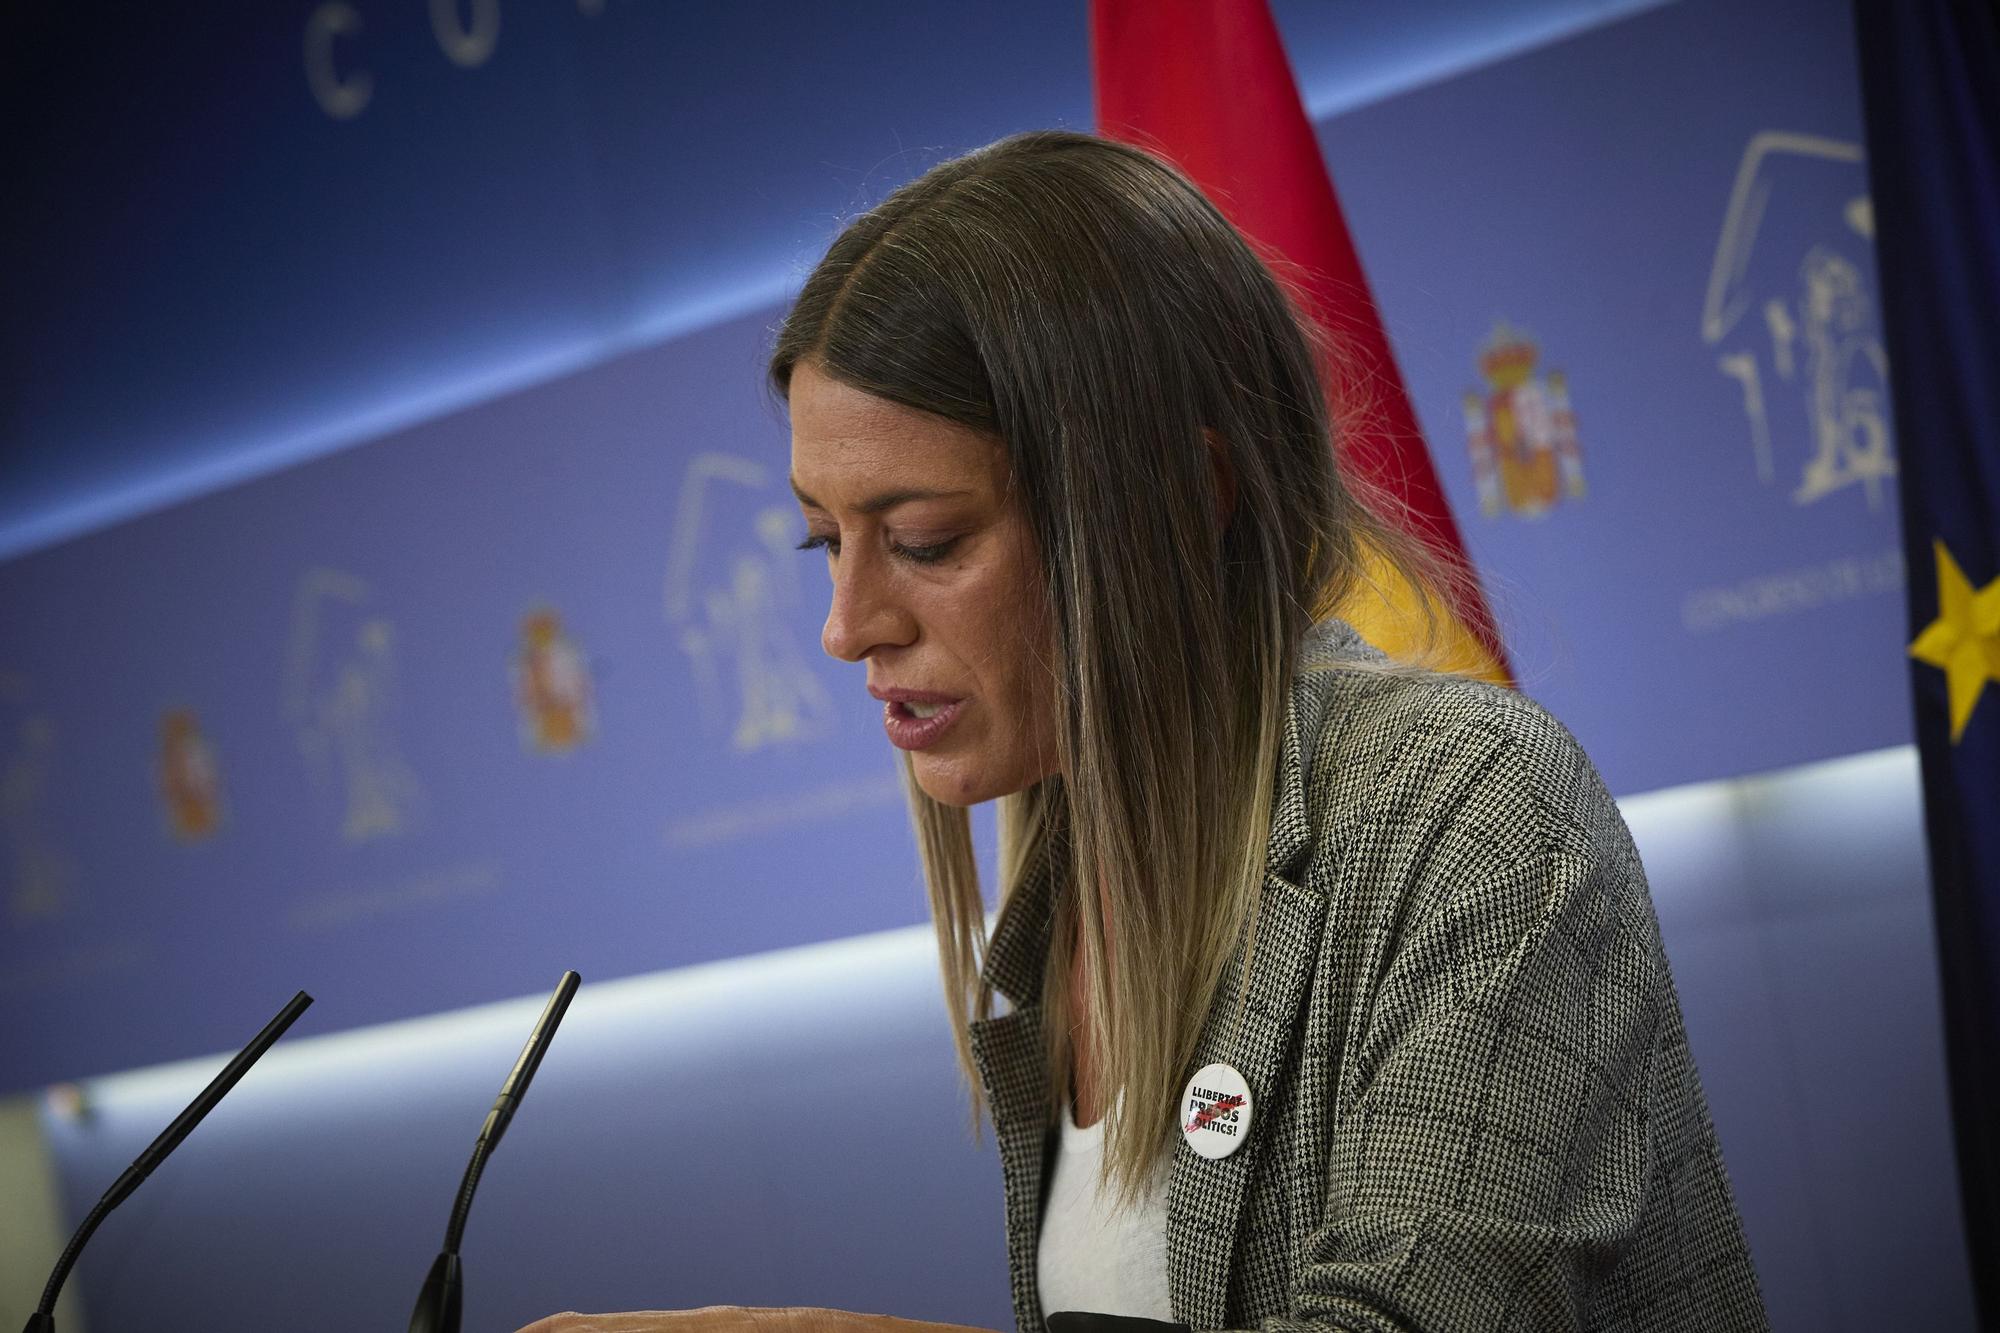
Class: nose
821,549,914,663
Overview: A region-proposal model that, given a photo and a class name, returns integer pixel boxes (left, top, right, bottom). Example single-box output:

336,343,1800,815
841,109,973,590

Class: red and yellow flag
1092,0,1510,682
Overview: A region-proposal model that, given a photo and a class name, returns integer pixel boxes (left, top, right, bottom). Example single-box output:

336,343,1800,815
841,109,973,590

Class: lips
870,686,967,751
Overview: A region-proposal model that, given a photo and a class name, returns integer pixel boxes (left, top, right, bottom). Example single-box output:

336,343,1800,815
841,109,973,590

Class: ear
1202,428,1237,530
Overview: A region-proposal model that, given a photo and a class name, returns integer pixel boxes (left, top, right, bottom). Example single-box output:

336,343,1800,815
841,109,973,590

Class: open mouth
882,697,966,750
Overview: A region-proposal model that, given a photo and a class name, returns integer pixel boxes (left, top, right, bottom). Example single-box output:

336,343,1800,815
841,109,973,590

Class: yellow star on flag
1909,538,2000,742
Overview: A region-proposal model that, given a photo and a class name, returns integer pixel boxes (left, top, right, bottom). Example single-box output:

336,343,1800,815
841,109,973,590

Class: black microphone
409,970,580,1333
21,989,314,1333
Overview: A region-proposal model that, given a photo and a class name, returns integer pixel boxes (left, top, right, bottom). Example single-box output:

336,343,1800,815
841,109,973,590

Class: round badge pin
1180,1062,1252,1160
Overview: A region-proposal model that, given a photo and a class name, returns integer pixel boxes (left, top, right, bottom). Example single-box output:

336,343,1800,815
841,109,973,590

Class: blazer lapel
1166,868,1330,1327
970,837,1060,1333
1167,646,1343,1327
971,1005,1052,1333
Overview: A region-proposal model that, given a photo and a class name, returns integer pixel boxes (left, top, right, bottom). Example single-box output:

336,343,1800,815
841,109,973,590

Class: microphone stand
410,970,580,1333
21,991,314,1333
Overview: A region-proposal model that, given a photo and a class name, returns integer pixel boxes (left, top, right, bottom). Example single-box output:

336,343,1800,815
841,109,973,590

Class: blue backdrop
0,0,1910,1095
3,306,925,1090
7,2,1978,1330
5,0,1670,558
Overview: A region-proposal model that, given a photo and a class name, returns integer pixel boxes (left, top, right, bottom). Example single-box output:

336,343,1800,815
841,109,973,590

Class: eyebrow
789,479,973,515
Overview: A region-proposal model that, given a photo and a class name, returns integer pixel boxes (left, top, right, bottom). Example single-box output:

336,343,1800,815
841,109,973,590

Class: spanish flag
1091,0,1510,683
1858,0,2000,1318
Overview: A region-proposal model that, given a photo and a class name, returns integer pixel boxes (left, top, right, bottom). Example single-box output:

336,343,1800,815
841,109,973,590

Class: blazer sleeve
1234,707,1762,1333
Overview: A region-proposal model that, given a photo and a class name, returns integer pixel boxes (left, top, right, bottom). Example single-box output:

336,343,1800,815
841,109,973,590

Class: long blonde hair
770,131,1450,1195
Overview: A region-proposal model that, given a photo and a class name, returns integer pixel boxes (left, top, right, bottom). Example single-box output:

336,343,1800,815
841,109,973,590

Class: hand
515,1306,1001,1333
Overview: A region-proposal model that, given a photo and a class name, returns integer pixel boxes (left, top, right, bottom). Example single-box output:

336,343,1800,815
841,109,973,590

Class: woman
523,131,1767,1333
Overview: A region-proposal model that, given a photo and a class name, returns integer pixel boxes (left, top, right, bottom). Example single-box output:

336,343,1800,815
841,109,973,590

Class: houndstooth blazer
967,621,1768,1333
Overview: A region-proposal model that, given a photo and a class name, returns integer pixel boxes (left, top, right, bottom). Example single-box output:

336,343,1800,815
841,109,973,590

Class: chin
909,753,1019,808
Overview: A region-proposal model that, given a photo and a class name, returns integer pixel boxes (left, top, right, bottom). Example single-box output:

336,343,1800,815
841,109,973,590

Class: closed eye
892,537,960,564
795,534,961,565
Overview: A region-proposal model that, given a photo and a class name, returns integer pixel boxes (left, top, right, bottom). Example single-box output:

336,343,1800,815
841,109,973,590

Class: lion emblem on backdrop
662,453,833,752
1702,130,1894,510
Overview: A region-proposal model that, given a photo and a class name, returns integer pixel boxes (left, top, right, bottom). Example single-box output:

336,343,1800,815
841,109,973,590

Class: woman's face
788,361,1060,806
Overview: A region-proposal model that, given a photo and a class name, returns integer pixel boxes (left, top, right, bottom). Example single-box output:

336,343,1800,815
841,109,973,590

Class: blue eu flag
1856,0,2000,1320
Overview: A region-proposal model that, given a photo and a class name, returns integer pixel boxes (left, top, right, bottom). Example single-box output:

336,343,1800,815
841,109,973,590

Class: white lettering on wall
430,0,501,69
304,3,372,121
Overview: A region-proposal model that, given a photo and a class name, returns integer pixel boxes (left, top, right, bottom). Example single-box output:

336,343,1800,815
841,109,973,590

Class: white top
1036,1106,1174,1320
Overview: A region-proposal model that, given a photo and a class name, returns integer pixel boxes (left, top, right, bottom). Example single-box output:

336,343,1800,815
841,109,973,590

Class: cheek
1003,574,1055,706
967,583,1045,697
976,609,1057,754
927,520,1050,717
